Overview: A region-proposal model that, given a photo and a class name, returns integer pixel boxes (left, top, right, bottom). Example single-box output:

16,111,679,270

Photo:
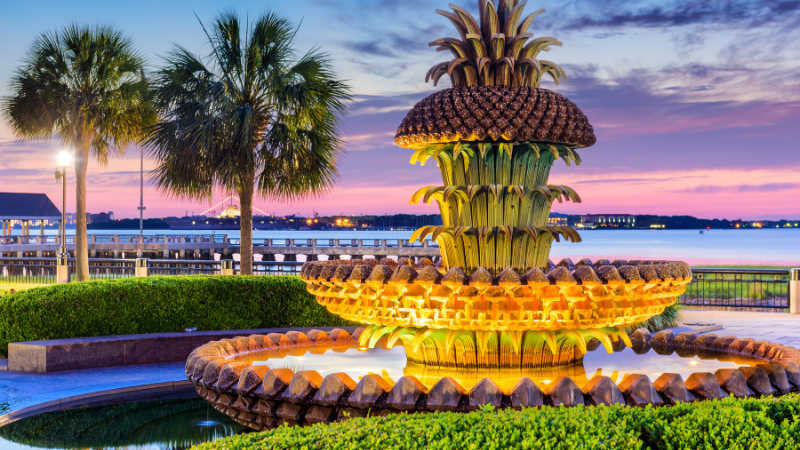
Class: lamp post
55,150,71,284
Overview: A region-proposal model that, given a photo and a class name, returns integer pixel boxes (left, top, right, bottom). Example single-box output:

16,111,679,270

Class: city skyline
1,0,798,220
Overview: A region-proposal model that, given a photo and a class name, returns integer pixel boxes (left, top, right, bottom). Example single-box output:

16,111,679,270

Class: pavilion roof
0,192,61,221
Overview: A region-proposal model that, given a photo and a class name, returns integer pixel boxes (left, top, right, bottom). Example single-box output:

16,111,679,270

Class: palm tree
3,25,149,281
146,11,351,275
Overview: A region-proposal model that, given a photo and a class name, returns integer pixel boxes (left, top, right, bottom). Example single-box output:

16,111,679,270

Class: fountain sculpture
303,0,691,370
185,1,800,431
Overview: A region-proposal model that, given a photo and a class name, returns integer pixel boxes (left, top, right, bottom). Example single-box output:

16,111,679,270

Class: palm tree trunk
74,140,91,281
238,173,255,276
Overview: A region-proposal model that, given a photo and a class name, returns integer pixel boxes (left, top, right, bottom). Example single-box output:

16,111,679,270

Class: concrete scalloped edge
186,327,800,431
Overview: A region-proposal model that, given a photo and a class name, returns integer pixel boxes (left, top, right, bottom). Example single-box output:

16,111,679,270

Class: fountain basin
186,327,800,431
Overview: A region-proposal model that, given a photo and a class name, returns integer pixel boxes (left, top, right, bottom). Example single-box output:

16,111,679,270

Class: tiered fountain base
186,327,800,431
302,258,691,368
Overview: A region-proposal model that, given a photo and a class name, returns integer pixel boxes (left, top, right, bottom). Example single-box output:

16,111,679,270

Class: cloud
545,0,800,30
342,30,433,58
572,176,699,184
679,183,800,193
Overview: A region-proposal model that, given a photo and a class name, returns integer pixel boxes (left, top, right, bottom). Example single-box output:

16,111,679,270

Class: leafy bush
195,395,800,450
623,303,683,334
0,275,351,357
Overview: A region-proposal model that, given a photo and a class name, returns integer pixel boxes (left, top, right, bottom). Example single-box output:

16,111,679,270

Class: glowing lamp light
57,150,72,167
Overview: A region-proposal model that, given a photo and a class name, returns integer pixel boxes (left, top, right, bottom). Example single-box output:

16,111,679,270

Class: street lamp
55,150,71,284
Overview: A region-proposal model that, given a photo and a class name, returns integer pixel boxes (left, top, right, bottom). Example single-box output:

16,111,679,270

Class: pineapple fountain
303,0,691,370
184,1,800,431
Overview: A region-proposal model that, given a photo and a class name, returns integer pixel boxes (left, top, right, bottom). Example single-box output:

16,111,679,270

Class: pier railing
678,268,792,311
228,238,439,248
0,234,227,245
0,257,302,285
2,258,793,312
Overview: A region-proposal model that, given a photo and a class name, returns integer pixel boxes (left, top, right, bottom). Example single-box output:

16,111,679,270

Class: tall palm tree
3,25,149,281
146,11,351,275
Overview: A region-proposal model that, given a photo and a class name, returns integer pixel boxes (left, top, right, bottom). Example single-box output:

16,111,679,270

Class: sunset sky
1,0,798,220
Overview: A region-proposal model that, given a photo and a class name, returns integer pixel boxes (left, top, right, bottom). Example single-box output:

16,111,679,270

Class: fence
678,268,792,310
0,257,302,285
228,238,439,249
0,234,227,246
2,258,795,311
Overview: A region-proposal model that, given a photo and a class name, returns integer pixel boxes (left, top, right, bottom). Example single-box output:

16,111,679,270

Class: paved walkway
2,309,800,425
682,309,800,347
0,362,187,425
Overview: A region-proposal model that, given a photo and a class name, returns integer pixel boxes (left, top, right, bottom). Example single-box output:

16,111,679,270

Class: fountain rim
186,327,800,431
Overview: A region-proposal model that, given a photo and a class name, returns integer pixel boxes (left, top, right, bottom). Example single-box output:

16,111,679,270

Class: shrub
0,275,351,357
623,303,683,334
195,395,800,450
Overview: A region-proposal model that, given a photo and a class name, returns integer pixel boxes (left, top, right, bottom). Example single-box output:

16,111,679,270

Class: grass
0,282,46,296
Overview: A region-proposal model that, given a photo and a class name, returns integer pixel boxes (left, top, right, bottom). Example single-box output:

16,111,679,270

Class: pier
0,234,442,260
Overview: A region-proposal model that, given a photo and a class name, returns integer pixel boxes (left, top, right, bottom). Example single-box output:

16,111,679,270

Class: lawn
0,282,46,296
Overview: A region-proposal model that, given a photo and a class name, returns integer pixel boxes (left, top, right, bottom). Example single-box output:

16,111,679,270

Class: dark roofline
0,192,61,221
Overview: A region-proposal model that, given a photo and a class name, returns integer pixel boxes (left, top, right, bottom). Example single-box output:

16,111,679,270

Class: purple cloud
680,183,800,193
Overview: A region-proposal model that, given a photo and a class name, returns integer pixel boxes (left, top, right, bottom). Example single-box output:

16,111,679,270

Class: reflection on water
0,398,246,450
237,341,764,392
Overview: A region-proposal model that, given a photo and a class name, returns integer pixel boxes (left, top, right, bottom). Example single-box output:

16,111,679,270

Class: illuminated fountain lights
301,0,692,370
303,257,691,368
186,0,767,431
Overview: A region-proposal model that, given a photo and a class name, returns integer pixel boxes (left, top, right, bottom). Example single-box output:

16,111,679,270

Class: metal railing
679,268,792,310
228,238,439,248
0,235,73,245
0,234,227,245
0,257,302,285
3,259,793,311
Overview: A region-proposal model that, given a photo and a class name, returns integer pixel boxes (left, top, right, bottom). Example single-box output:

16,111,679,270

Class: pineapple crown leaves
427,1,566,87
408,225,582,244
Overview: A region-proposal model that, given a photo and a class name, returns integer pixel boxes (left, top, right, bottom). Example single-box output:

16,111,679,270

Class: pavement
682,309,800,348
0,362,187,425
2,309,800,426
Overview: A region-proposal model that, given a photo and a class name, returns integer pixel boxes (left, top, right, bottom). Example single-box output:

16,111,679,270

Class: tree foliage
145,11,351,274
2,24,151,280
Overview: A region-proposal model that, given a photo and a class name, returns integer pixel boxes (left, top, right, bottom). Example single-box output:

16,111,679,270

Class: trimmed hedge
0,275,351,357
196,395,800,450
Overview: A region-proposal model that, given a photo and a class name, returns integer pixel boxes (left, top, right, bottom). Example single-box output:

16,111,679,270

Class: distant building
219,204,241,218
86,212,113,224
547,212,568,226
579,214,636,229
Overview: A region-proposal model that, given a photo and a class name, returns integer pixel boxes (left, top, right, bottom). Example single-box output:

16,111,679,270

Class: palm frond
144,10,351,203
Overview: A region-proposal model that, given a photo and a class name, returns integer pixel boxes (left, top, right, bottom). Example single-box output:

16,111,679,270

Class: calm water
0,397,244,450
12,228,800,265
232,341,762,394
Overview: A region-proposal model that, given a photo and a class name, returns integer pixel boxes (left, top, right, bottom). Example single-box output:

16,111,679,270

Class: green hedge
0,275,351,357
195,395,800,450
